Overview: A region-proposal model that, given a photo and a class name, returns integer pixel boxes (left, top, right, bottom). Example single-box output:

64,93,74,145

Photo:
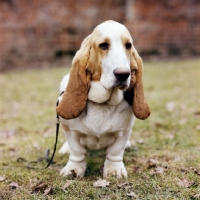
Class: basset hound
56,20,150,178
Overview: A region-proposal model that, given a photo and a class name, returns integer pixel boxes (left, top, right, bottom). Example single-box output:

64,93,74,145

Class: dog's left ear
56,35,93,119
125,47,151,120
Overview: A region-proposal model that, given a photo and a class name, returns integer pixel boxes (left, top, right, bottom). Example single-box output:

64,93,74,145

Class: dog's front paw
103,159,127,178
60,160,86,178
59,141,70,154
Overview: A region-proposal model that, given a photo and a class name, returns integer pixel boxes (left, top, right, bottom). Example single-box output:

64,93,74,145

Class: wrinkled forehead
93,21,132,42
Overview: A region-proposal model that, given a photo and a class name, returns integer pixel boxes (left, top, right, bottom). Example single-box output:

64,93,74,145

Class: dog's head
56,20,150,120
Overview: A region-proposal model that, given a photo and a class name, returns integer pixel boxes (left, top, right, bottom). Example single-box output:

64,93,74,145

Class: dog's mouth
103,79,129,91
120,84,129,90
115,82,129,90
104,83,129,91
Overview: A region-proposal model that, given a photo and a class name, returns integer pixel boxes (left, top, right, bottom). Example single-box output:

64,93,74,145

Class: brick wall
0,0,199,71
0,0,125,70
125,0,200,57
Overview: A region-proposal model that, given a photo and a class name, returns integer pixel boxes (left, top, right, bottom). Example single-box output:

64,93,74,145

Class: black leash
45,92,64,169
44,111,60,169
17,92,63,169
17,149,55,169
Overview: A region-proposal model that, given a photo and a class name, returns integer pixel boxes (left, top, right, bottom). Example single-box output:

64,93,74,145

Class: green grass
0,59,200,199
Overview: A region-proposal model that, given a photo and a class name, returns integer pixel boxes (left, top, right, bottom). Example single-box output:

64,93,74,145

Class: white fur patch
88,81,112,103
88,81,124,105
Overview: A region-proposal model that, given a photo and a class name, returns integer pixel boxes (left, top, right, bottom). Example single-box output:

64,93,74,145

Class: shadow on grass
85,150,105,178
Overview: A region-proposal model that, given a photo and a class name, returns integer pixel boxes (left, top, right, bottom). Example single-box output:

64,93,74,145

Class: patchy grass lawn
0,59,200,199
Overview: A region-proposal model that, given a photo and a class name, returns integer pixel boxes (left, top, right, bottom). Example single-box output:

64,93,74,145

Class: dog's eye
99,42,109,50
125,42,132,50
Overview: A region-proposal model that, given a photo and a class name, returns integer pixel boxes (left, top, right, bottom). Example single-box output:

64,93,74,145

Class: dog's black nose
113,68,130,82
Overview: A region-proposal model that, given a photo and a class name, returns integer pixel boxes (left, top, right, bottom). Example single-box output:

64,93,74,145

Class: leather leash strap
45,91,64,169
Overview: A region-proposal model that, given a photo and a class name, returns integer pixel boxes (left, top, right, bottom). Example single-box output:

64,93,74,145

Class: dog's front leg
60,131,87,178
103,130,131,178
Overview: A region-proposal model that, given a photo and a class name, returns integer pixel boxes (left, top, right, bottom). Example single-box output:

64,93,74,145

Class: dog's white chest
61,101,134,150
60,100,134,150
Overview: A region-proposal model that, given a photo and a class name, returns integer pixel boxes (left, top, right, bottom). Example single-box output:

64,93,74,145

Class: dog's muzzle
113,68,130,90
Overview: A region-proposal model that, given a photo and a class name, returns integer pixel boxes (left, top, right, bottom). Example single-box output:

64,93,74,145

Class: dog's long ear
56,35,92,119
125,47,151,120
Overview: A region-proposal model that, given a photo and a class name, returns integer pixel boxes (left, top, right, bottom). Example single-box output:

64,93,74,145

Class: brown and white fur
56,20,150,178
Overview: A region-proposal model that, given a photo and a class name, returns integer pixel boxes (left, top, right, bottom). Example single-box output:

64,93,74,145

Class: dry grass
0,58,200,199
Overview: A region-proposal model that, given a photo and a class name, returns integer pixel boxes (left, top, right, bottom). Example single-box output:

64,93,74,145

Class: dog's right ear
56,35,92,119
125,47,151,120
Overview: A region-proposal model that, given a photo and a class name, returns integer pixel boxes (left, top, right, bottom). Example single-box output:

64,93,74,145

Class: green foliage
0,59,200,199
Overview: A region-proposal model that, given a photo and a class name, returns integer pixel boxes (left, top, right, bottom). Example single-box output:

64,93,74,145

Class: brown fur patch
88,32,111,81
56,35,92,119
130,47,151,120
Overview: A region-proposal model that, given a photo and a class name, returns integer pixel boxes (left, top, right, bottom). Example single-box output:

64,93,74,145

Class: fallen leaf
63,180,73,189
196,125,200,131
179,118,187,125
44,185,53,196
180,167,198,174
194,111,200,115
31,182,48,193
180,168,190,173
93,179,110,188
154,122,164,128
8,147,17,152
166,134,174,139
9,182,19,190
137,139,144,144
147,158,159,168
0,130,16,137
155,167,165,174
177,178,194,188
133,166,142,173
192,193,200,199
150,167,165,175
0,175,6,181
127,191,137,198
166,102,176,112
